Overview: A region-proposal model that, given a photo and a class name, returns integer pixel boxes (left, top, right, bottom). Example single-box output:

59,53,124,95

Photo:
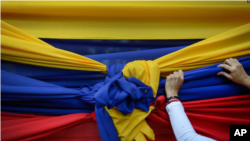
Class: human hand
217,58,250,89
165,70,184,98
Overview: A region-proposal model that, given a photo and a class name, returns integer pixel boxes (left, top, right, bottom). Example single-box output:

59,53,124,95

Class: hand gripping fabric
2,21,250,77
155,23,250,76
2,21,250,78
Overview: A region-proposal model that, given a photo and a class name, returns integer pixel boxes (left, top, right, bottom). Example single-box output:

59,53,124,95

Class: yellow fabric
1,2,250,141
122,60,160,97
1,21,107,72
107,23,250,141
155,23,250,76
2,1,250,39
105,106,155,141
105,61,159,141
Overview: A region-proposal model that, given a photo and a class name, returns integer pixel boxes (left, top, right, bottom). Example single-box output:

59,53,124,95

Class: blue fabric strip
2,56,250,115
40,38,200,55
95,106,119,141
1,46,185,88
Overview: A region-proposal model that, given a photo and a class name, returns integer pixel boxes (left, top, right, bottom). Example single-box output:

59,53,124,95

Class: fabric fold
2,1,250,39
94,61,160,141
147,94,250,141
1,21,106,72
154,23,250,76
1,112,95,141
105,106,155,141
94,64,155,115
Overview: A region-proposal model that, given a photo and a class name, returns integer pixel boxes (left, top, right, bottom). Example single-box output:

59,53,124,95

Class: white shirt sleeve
166,101,216,141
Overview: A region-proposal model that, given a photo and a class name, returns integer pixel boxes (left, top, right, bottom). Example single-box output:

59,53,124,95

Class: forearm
166,101,216,141
242,76,250,89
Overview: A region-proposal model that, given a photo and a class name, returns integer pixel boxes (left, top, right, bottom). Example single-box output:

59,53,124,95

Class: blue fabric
1,70,95,115
1,40,191,115
95,106,119,141
94,64,154,115
93,64,155,141
40,38,200,55
157,56,250,101
2,38,250,141
1,46,185,88
2,56,250,115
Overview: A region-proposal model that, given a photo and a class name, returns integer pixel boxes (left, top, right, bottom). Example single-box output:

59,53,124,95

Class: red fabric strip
2,94,250,141
147,94,250,141
1,112,95,141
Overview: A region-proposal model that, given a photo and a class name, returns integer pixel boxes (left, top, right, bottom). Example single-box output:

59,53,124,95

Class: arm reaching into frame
165,70,216,141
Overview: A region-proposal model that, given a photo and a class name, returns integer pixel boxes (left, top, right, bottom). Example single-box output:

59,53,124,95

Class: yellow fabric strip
155,23,250,76
2,1,250,39
122,60,160,97
106,61,159,141
1,21,107,72
108,23,250,141
105,106,155,141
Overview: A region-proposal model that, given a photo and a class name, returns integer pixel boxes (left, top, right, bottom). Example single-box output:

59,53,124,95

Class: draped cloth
149,94,250,141
2,56,250,141
155,23,250,75
1,21,106,72
2,94,250,141
1,2,250,141
2,20,250,75
1,112,96,141
96,61,160,141
1,1,250,39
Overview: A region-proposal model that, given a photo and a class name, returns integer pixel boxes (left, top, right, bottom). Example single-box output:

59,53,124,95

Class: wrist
166,98,180,105
166,91,178,98
242,76,250,89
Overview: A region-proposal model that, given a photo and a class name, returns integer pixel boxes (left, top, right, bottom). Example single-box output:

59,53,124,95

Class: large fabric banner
1,1,250,141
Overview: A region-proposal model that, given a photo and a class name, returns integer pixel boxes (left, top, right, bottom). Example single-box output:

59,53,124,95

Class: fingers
219,58,243,73
174,71,179,77
232,58,243,68
167,74,174,79
217,71,233,80
234,58,240,63
166,70,184,81
224,58,241,66
178,69,184,80
217,64,233,72
224,58,234,66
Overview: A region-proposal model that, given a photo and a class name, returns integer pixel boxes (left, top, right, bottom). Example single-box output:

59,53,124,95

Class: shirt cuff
166,101,184,114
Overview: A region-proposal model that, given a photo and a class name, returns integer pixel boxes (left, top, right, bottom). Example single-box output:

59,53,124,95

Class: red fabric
147,94,250,141
2,95,250,141
33,121,101,141
1,112,96,141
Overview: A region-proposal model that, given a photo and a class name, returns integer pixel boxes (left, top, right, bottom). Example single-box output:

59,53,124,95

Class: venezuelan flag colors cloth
1,1,250,141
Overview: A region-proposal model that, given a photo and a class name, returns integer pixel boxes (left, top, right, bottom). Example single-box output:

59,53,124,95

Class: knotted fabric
94,63,156,115
96,61,160,141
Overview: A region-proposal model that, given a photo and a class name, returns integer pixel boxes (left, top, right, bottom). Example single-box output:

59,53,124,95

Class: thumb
217,71,233,80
